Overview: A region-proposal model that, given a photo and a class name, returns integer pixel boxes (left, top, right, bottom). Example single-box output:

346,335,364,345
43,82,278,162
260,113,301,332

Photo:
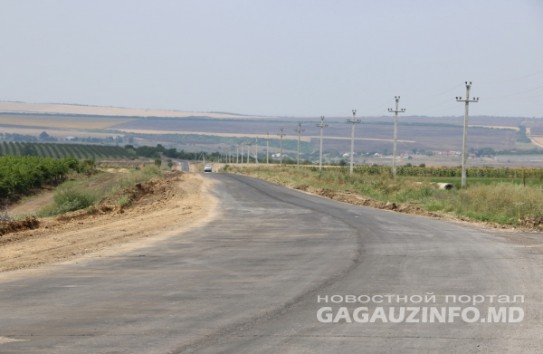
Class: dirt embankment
0,172,216,272
307,187,433,215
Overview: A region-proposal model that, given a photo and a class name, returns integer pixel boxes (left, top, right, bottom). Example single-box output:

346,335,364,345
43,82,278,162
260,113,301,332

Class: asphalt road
0,174,542,353
174,160,190,172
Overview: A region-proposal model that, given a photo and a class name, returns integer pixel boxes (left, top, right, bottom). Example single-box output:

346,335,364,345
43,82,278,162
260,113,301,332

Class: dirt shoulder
0,172,217,273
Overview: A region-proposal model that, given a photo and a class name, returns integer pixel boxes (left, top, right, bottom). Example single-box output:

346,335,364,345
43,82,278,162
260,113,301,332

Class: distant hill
0,101,261,119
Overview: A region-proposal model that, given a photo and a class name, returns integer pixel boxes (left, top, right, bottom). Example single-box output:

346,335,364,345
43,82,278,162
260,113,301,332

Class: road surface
174,160,190,172
0,174,542,353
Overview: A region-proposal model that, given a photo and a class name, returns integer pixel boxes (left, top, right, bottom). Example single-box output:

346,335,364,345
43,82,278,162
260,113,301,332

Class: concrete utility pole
347,109,362,175
266,131,270,164
456,81,479,188
245,142,252,164
316,116,328,171
254,138,259,164
294,122,305,167
388,96,406,179
278,128,286,165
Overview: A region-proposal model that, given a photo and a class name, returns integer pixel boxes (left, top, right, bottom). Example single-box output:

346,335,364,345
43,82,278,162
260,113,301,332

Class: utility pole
245,142,252,164
236,145,239,164
278,128,286,165
456,81,479,188
294,122,305,167
347,109,362,175
254,137,259,164
316,116,328,171
388,96,406,179
266,131,269,164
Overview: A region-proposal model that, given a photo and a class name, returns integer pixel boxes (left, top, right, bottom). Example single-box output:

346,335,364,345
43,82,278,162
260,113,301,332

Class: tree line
0,156,92,200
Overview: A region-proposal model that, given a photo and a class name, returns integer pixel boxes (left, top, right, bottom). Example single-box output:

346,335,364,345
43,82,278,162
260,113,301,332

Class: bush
40,185,96,216
0,156,81,199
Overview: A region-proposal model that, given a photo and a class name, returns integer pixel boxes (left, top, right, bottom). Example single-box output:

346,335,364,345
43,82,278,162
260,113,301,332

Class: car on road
204,164,213,173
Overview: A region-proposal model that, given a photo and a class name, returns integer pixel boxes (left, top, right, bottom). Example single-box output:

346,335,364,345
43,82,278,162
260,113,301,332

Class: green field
0,142,132,159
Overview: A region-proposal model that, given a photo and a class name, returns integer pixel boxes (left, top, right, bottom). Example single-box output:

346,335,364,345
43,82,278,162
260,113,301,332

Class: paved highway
0,174,542,353
174,159,190,172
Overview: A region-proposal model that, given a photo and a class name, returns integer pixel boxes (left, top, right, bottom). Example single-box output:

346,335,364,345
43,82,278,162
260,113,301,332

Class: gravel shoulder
0,172,217,272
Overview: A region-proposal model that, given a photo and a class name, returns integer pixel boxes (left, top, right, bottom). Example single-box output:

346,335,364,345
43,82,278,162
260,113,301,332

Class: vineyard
0,156,85,199
350,165,543,179
0,142,132,160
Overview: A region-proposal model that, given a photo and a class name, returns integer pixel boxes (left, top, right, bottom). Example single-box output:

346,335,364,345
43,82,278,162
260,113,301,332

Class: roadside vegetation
0,156,92,200
0,154,163,220
37,164,162,217
225,165,543,229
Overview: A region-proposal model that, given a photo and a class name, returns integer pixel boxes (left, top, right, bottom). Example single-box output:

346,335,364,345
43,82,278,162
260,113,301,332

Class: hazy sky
1,0,542,118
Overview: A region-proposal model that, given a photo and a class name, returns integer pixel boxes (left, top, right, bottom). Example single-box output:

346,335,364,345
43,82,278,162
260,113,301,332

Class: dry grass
226,165,543,228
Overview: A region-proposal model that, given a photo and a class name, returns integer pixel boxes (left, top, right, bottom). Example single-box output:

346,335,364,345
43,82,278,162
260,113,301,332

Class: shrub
40,185,96,216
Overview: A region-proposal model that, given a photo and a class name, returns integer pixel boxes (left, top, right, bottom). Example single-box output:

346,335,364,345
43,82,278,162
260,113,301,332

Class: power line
482,68,543,85
484,83,543,100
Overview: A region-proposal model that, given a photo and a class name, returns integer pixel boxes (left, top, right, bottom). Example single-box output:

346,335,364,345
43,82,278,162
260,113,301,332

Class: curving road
0,174,542,353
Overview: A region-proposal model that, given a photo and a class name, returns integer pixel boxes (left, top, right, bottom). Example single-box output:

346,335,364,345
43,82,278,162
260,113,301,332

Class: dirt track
0,173,216,272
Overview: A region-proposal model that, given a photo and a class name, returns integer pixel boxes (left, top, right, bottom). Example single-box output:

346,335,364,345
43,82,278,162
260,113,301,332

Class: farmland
0,113,131,130
1,104,543,168
0,142,132,159
112,116,521,152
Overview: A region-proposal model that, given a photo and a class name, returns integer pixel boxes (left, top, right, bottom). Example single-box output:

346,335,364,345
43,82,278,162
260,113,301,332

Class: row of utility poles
319,81,477,188
217,82,477,187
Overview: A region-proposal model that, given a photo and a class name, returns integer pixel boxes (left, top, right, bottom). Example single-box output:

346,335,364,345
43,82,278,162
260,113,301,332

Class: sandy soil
0,173,217,272
526,127,543,149
529,136,543,149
